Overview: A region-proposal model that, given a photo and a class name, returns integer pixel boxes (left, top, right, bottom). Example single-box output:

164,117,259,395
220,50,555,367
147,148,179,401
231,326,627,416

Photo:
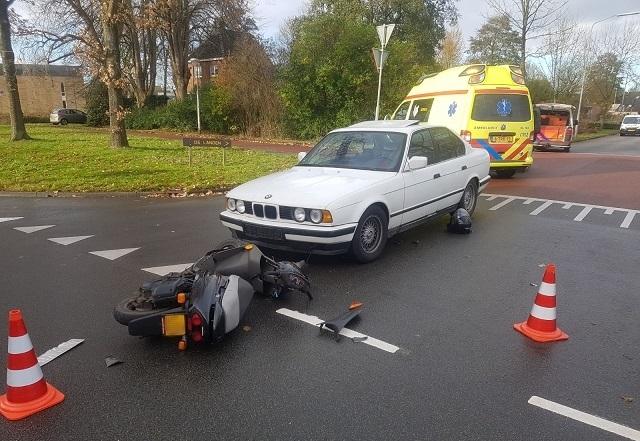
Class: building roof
0,64,83,77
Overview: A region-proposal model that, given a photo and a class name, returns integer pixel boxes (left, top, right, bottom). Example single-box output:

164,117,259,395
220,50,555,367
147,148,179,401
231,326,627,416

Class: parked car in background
220,120,490,262
619,115,640,136
533,103,577,152
50,108,87,125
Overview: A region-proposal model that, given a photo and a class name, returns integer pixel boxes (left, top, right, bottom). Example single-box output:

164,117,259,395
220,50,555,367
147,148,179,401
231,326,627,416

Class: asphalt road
572,133,640,156
0,190,638,441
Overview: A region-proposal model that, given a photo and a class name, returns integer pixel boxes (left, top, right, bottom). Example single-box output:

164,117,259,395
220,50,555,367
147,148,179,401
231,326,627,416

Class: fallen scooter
113,239,311,350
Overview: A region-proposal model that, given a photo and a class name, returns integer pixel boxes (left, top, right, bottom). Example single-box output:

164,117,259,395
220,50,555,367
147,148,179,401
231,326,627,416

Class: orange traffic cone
0,309,64,420
514,264,569,343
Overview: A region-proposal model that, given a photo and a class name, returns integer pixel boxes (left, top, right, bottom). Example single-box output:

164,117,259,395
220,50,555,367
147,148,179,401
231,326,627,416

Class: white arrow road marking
529,396,640,440
141,263,192,276
89,248,140,261
276,308,400,354
14,225,56,234
0,217,24,223
48,235,94,245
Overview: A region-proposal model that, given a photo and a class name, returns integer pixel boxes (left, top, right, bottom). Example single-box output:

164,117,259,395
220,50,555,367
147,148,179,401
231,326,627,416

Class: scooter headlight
294,207,306,222
236,200,246,214
309,209,323,224
227,198,236,211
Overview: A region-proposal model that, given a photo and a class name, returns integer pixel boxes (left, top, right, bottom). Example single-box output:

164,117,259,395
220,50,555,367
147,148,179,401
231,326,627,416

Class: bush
85,80,109,127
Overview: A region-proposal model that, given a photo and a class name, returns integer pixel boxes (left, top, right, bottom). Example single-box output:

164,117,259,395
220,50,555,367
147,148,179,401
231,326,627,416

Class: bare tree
436,26,463,69
537,18,584,103
486,0,567,77
27,0,129,147
0,0,28,140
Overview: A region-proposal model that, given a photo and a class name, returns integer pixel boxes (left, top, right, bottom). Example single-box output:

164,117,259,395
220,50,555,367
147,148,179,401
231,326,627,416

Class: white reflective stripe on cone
8,334,33,354
538,281,556,296
530,304,557,321
6,365,44,387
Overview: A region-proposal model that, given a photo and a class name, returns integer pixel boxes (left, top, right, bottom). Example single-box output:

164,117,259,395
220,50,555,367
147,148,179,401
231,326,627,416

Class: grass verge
574,129,618,142
0,124,297,192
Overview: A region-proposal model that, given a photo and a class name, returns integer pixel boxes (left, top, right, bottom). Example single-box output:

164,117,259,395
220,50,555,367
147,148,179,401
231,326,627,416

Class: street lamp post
189,58,201,133
576,11,640,135
374,24,395,121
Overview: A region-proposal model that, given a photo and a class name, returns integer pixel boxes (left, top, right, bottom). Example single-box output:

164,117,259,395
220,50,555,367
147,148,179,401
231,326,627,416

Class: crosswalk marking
141,263,192,276
489,197,515,211
621,212,637,229
48,235,94,245
573,206,593,222
14,225,56,234
89,248,140,261
529,201,553,216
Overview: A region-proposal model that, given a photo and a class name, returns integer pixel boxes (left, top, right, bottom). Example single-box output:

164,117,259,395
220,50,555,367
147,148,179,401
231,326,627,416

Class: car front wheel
60,118,68,125
351,205,388,263
459,180,478,216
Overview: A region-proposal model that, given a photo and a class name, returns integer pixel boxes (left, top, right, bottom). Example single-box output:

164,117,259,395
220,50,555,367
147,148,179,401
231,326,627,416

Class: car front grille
253,203,264,218
279,206,293,220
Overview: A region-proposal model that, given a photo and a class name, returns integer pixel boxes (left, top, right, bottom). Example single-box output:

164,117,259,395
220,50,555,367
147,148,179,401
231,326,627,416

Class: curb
0,190,227,199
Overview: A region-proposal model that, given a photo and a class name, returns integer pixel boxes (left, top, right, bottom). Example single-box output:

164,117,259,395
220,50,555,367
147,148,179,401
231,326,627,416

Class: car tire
60,118,68,126
351,205,388,263
494,169,516,179
458,180,478,216
563,147,571,152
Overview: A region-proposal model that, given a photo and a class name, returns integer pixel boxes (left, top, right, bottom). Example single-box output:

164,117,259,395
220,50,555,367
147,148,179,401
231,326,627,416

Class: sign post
182,137,232,167
374,24,395,121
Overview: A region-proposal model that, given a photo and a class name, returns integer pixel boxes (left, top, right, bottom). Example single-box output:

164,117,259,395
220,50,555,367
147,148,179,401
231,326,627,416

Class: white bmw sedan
220,120,490,262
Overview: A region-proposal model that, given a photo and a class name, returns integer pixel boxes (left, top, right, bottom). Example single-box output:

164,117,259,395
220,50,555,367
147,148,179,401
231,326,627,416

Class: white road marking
529,396,640,441
562,203,573,209
142,263,192,276
89,247,140,261
489,197,515,211
0,217,24,223
621,211,636,229
573,206,593,222
38,339,84,367
482,193,640,230
48,235,94,245
276,308,400,354
530,201,554,216
14,225,56,234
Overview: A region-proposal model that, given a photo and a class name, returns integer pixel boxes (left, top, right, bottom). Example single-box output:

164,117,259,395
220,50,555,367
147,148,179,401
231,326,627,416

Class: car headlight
294,207,306,222
309,209,323,224
236,200,245,214
227,198,236,211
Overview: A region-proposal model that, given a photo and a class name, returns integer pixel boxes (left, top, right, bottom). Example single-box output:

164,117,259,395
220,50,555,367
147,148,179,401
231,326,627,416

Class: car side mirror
297,152,307,161
408,156,428,170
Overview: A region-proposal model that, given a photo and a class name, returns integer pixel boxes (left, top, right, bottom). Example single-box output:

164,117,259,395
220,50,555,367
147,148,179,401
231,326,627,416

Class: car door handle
461,165,467,170
433,173,441,179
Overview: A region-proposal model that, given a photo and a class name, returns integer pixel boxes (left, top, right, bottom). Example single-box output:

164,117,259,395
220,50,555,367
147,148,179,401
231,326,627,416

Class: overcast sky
253,0,640,42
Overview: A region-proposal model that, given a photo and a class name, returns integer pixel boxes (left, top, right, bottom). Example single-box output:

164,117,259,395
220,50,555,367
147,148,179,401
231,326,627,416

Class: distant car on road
50,108,87,125
619,115,640,136
220,120,491,262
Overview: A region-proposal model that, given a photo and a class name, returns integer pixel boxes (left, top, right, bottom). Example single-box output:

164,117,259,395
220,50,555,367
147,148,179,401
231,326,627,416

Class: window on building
210,65,219,77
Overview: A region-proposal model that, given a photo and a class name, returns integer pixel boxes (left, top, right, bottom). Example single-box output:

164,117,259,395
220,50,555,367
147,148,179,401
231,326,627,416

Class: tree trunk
0,0,29,141
102,0,129,147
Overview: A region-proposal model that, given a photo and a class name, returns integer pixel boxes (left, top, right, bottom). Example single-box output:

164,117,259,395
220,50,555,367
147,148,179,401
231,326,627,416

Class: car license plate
244,225,284,240
162,314,186,336
490,135,514,143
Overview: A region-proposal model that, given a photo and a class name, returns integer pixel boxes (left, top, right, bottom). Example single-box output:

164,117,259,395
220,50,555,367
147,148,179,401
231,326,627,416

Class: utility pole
189,58,201,132
373,24,395,121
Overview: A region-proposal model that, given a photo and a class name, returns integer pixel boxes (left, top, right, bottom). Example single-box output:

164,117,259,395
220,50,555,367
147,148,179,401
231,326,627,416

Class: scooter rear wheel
113,294,174,325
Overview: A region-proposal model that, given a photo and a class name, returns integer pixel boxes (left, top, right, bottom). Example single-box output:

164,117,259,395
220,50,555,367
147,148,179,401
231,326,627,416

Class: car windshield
298,131,407,172
472,94,532,122
623,116,640,124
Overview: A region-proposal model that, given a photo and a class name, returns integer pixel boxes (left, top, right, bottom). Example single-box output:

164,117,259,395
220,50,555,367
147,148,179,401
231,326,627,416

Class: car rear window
540,110,570,126
471,94,531,122
622,116,640,124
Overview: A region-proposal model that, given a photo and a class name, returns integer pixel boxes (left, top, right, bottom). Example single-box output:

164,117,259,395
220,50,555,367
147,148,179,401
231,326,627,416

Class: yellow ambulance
391,64,535,178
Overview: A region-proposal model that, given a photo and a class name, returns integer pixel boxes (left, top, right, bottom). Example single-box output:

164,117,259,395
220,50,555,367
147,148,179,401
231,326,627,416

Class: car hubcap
360,216,382,253
463,186,475,211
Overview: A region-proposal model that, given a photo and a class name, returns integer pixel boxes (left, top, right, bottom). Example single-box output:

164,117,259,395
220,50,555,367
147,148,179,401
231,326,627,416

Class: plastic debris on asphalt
38,339,85,367
105,356,123,367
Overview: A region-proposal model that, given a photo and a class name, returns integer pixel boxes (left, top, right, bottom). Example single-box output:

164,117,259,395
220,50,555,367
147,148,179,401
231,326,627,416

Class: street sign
182,137,232,166
371,48,389,71
376,24,395,48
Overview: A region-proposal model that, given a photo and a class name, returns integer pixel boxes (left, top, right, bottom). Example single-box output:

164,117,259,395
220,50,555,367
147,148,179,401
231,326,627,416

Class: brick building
187,57,224,92
0,64,85,118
